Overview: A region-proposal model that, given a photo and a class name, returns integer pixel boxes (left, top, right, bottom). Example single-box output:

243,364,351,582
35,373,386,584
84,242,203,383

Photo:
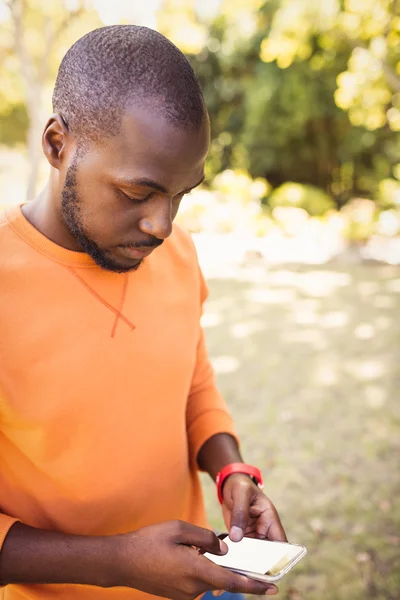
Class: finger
175,521,228,555
200,560,279,597
249,498,288,542
229,484,253,542
267,516,288,543
256,509,288,542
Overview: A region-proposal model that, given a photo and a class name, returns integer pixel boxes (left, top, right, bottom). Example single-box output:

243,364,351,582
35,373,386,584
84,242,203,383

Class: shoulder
0,209,9,230
162,224,209,303
0,207,36,272
0,208,16,248
164,223,199,266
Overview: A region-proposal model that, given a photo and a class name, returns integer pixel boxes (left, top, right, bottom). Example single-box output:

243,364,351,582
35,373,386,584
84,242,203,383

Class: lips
118,246,155,260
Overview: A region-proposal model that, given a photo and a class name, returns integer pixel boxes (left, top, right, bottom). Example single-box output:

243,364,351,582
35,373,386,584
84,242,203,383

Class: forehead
96,104,209,189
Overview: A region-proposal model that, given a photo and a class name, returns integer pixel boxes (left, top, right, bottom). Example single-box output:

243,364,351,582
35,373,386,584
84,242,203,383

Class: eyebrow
115,175,205,194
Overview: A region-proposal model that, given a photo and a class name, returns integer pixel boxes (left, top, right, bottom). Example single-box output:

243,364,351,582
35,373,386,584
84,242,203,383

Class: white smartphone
203,535,307,583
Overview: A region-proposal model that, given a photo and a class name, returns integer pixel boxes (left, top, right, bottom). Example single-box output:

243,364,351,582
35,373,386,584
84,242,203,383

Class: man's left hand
221,473,287,543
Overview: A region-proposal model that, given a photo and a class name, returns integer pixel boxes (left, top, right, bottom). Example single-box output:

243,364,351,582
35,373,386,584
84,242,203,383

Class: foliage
176,168,269,234
340,198,378,243
1,0,400,211
268,182,335,216
378,177,400,208
184,0,400,206
0,0,102,135
0,0,102,198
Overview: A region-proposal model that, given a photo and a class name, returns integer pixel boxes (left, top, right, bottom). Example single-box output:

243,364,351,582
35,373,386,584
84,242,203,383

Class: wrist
108,531,137,588
101,534,126,588
216,463,264,504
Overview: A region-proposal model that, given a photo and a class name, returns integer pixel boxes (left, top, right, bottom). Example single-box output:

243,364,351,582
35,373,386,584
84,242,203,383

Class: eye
120,190,151,203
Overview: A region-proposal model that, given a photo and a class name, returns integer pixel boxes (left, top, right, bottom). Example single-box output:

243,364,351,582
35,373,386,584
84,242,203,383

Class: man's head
44,25,209,272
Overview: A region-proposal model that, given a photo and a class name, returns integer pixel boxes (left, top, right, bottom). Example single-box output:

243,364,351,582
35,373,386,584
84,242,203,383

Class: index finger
250,505,288,542
198,556,278,596
174,521,228,555
267,513,288,543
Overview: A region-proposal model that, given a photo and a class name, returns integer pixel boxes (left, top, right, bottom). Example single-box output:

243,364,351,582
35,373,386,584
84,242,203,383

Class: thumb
229,484,253,542
175,522,228,556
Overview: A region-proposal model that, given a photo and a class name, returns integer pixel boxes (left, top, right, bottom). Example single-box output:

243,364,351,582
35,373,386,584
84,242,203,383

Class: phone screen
203,537,303,576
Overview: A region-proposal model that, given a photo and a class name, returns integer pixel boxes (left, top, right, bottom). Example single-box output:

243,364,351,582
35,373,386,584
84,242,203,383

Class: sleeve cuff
187,408,239,468
0,514,20,551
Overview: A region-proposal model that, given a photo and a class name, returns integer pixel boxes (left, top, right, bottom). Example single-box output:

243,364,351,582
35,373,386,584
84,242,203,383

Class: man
0,25,286,600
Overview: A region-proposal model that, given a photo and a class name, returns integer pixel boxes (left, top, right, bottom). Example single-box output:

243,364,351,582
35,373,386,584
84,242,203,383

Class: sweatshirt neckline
6,205,103,268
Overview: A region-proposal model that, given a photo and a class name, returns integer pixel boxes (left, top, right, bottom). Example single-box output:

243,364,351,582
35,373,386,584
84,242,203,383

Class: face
59,105,209,272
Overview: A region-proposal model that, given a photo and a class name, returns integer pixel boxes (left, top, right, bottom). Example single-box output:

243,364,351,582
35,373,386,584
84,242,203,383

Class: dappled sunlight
202,263,399,600
267,269,300,286
313,361,339,387
200,312,223,328
354,323,376,340
235,266,270,284
245,287,296,304
345,359,387,381
205,295,236,313
210,355,240,375
319,311,349,329
290,299,320,325
279,409,296,423
364,385,387,409
295,271,352,297
373,295,397,309
357,281,380,296
374,316,391,330
281,328,327,349
364,420,390,441
229,319,265,339
386,278,400,293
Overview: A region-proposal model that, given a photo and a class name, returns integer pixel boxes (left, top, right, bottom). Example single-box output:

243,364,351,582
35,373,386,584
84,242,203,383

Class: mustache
120,237,164,249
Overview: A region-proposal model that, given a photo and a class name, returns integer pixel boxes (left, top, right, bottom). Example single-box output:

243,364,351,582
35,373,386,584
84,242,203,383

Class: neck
22,177,83,252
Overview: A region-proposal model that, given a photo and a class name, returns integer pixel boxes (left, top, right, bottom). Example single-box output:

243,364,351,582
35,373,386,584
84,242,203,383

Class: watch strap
216,462,264,504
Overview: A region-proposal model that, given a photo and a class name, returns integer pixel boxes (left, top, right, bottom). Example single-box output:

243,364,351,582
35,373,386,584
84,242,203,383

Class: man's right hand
0,520,278,598
115,520,278,599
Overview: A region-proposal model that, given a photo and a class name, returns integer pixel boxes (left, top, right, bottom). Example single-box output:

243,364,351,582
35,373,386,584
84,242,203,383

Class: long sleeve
0,514,20,552
186,267,238,466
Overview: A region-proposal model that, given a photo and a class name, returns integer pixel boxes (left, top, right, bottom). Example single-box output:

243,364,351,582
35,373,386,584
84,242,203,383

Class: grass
200,263,400,600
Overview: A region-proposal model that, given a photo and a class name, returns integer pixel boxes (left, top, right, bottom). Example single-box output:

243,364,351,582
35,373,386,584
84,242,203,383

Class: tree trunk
26,106,43,201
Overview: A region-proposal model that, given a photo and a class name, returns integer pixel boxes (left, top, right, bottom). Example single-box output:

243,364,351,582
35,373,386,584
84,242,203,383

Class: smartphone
203,535,307,583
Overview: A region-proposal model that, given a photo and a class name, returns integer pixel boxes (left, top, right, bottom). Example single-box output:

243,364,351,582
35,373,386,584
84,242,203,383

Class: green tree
179,0,400,204
1,0,101,199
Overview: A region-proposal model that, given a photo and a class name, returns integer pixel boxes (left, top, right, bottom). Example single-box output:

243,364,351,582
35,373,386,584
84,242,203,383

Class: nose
138,200,173,240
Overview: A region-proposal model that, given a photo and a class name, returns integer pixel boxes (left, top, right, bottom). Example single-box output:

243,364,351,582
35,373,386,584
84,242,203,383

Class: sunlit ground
2,149,399,598
199,263,400,600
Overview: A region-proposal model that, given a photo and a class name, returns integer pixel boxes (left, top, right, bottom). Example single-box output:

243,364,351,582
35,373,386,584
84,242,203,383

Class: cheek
78,184,139,243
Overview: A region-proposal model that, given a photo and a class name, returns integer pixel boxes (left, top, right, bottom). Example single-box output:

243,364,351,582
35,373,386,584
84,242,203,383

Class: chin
108,257,143,273
90,253,143,274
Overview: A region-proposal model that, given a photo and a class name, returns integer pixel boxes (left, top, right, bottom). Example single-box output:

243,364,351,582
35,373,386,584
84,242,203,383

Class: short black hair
52,25,207,143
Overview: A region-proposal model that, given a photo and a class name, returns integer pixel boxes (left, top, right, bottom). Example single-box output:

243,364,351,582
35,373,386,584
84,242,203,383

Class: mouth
117,246,156,260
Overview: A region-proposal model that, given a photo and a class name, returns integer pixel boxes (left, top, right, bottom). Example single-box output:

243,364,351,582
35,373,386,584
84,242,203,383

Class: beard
60,161,141,273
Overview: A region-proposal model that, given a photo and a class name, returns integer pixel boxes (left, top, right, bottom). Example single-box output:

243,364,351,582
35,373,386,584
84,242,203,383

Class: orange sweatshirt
0,206,236,600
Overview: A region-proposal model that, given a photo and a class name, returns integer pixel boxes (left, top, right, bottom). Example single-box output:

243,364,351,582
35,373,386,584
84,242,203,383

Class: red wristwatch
216,463,264,504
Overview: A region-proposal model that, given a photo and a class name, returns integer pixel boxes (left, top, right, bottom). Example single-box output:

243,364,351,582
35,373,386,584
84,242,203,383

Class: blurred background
1,0,399,598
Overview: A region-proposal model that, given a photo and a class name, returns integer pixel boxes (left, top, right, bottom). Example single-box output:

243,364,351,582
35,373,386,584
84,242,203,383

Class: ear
42,114,71,169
